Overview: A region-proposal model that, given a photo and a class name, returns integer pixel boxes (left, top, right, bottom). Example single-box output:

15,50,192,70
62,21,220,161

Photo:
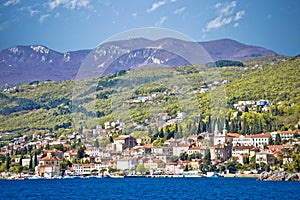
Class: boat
183,171,204,178
206,172,220,178
27,175,41,180
104,172,124,178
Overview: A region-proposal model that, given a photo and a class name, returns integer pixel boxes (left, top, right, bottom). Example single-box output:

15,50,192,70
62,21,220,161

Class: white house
172,144,190,156
256,151,275,165
73,164,83,176
232,133,270,147
38,155,61,178
82,164,95,176
270,131,294,141
187,146,209,157
117,157,137,170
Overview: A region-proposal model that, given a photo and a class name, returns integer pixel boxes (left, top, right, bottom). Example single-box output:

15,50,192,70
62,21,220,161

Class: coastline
0,173,259,180
2,171,300,181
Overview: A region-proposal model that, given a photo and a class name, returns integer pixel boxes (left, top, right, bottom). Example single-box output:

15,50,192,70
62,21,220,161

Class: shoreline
0,173,260,180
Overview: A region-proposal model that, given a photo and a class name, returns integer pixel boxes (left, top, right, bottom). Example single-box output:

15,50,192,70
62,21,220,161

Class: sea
0,178,299,200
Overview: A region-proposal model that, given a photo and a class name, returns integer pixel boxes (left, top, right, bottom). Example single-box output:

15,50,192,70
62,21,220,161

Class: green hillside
0,56,299,141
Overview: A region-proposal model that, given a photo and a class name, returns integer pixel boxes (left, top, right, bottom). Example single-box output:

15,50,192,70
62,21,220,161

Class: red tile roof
188,146,204,150
247,133,270,138
40,156,61,161
227,133,240,138
233,146,252,150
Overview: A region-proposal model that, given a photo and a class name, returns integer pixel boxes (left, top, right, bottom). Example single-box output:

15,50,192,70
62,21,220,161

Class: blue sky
0,0,299,56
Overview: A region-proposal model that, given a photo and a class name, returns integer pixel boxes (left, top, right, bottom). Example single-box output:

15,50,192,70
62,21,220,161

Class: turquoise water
0,178,299,199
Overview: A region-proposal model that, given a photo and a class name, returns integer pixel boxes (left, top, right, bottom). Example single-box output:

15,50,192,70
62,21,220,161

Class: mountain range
0,38,277,86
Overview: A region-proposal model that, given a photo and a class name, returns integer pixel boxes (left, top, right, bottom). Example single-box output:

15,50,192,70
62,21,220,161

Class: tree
158,128,164,138
225,159,241,173
51,144,65,151
243,154,250,165
184,164,190,171
46,143,50,150
179,152,188,161
152,138,165,147
136,164,149,175
269,136,274,145
242,117,249,135
0,154,5,164
19,155,23,166
200,151,212,173
77,147,85,159
29,155,33,170
219,165,226,173
5,154,11,172
34,152,38,167
275,133,281,145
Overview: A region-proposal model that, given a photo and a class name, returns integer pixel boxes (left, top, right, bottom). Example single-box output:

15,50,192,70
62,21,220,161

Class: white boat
183,171,203,178
63,175,73,179
27,175,41,180
206,172,220,178
104,172,124,178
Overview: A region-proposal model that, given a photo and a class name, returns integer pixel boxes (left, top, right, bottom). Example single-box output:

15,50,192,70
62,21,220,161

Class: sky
0,0,299,56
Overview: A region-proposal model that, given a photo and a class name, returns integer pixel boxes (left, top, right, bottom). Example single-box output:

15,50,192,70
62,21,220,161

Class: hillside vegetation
0,56,299,141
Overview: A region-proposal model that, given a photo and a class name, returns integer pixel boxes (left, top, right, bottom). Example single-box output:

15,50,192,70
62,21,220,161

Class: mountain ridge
0,38,277,86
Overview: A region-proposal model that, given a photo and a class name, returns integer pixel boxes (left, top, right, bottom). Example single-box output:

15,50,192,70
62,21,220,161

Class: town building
38,155,61,178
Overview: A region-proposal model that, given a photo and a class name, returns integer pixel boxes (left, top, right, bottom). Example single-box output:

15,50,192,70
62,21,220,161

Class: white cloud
203,16,232,32
49,0,90,10
234,10,245,21
3,0,20,7
174,7,186,15
215,3,222,9
132,12,137,17
39,14,50,23
147,1,166,13
220,1,236,16
155,16,168,26
203,1,245,32
170,0,176,2
29,9,40,16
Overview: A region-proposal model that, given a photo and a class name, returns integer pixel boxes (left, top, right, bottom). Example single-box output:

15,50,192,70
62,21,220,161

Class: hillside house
38,155,61,178
232,133,270,147
187,146,209,158
210,144,232,162
172,144,190,157
255,151,276,165
113,135,136,152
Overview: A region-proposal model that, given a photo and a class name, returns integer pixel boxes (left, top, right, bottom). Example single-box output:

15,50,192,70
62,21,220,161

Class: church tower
213,122,227,145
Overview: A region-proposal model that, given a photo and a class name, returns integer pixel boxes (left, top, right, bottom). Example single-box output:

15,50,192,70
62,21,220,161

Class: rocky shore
258,171,300,181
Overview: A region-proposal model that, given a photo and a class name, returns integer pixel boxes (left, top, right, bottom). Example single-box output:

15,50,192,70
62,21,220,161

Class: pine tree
34,152,38,167
207,115,212,133
275,133,282,145
253,118,259,134
196,121,201,134
258,120,263,133
5,154,10,172
77,147,85,159
29,155,33,170
19,154,23,166
159,128,164,138
242,117,248,135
